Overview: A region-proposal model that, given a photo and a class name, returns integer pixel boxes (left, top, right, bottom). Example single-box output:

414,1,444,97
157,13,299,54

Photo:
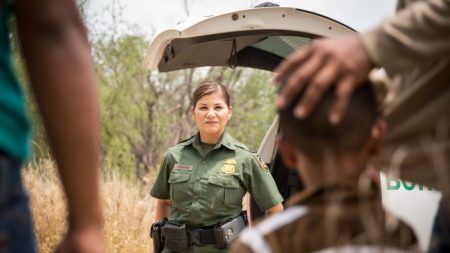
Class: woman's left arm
243,153,284,218
265,203,283,216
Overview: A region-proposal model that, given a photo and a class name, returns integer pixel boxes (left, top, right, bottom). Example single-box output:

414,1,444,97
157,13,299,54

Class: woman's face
191,91,232,142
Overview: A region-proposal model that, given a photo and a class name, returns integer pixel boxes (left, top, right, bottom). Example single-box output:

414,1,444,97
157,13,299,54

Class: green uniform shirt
151,132,283,253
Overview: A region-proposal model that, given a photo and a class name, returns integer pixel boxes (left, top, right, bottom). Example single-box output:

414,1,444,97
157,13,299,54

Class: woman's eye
215,106,223,110
199,107,208,110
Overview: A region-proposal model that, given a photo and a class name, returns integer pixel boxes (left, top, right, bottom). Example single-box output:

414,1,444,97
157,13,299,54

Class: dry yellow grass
23,160,155,253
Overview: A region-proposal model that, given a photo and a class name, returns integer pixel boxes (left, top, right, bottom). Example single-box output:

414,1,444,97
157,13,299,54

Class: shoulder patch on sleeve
255,154,270,172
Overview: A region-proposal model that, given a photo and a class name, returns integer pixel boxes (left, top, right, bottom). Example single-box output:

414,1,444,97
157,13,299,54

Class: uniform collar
191,131,236,152
219,132,237,151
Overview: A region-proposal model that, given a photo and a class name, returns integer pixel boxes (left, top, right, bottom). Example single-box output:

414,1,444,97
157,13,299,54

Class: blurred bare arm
361,0,450,75
154,198,171,223
265,203,283,216
15,0,104,252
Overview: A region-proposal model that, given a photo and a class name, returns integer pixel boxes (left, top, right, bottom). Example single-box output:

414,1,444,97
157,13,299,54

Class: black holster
161,221,189,253
150,218,167,253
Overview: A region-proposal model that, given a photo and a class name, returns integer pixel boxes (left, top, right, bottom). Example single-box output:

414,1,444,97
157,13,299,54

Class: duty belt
187,227,216,245
150,212,248,253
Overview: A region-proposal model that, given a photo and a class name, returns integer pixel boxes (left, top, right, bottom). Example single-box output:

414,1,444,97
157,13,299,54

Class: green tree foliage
227,70,277,151
95,34,148,178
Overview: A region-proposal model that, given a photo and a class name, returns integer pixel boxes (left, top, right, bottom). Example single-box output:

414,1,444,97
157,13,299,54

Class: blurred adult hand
273,34,374,124
56,225,106,253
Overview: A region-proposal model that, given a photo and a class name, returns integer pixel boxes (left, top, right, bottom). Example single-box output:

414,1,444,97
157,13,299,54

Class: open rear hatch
145,7,354,72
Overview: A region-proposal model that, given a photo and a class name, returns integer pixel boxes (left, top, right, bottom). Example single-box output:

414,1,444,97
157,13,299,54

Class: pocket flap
208,176,239,188
168,173,190,184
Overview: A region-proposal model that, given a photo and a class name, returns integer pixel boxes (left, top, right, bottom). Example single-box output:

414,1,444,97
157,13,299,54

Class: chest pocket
168,172,191,203
208,176,240,188
207,175,244,210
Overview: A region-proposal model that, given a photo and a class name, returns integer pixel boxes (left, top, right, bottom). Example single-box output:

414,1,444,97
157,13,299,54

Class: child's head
278,81,384,174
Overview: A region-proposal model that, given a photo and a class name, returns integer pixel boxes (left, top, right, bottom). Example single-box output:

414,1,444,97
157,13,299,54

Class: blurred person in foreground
0,0,105,252
231,82,418,253
273,0,449,251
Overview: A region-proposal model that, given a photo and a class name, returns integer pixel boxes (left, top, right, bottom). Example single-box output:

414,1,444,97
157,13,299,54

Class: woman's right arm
151,152,172,223
153,198,171,223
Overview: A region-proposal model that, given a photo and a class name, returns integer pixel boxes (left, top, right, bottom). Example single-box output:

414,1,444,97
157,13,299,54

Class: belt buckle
188,229,202,246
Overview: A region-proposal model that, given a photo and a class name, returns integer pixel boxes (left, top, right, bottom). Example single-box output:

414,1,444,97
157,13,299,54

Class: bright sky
86,0,398,37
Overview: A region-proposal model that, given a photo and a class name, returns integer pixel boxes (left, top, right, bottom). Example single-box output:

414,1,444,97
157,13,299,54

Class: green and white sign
380,173,442,251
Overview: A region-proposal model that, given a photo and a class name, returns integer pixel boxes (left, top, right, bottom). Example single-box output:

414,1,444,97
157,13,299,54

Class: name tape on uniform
173,164,193,171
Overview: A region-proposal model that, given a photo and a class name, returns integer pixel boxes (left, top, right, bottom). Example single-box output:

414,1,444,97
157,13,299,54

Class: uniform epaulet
176,135,195,146
234,142,250,151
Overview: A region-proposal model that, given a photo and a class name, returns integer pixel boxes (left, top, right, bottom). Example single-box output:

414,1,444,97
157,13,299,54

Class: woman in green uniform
151,81,283,253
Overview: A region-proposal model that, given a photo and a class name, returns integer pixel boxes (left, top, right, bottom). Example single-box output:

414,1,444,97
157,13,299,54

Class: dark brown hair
279,81,380,159
192,81,231,108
